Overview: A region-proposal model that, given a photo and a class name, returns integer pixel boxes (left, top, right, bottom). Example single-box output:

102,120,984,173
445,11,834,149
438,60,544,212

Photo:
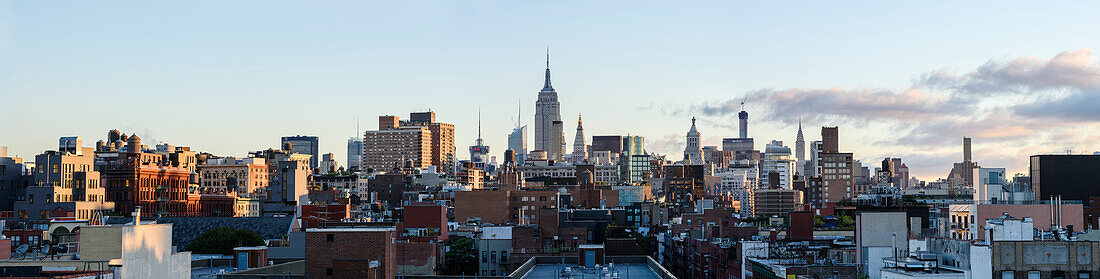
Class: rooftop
511,256,673,279
521,264,662,279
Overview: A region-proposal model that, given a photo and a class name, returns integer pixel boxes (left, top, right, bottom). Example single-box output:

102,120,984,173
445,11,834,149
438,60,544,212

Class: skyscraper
948,137,979,188
571,114,587,163
551,120,565,161
347,137,364,172
281,135,319,169
795,119,805,162
534,52,564,161
762,140,794,189
683,117,704,164
738,104,748,138
507,103,528,165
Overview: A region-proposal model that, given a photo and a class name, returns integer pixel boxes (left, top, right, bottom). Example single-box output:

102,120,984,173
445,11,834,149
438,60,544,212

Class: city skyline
3,2,1100,179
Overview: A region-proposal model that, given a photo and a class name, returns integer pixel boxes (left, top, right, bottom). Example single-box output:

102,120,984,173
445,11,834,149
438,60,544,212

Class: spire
477,107,482,140
543,48,553,91
578,113,582,125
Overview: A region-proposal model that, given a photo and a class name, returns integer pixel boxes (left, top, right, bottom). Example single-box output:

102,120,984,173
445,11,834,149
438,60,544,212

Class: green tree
443,237,478,275
185,227,266,255
837,215,855,229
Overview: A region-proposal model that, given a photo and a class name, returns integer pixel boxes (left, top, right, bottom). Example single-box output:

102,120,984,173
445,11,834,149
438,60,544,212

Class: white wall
969,245,992,279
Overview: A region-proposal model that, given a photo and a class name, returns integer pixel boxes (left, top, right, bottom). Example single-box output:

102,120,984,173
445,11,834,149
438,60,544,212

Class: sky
1,1,1099,180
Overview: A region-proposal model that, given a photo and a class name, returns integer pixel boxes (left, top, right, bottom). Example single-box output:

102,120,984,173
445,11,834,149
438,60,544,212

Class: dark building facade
590,136,624,155
1030,154,1100,205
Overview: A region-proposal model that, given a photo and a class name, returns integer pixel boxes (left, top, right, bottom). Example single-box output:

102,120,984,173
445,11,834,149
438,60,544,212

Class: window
482,251,488,262
491,251,497,263
1028,271,1040,279
1080,271,1091,279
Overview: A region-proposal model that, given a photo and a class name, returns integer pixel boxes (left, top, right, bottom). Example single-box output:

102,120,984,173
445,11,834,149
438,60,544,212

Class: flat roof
520,264,661,279
306,227,394,232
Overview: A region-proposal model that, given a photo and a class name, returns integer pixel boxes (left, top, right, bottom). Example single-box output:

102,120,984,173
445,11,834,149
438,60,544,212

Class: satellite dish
15,244,28,255
41,245,51,255
57,245,68,253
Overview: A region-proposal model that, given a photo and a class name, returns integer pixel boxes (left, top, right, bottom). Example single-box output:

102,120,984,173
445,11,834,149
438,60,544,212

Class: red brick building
402,204,448,242
184,193,235,217
101,150,191,217
306,227,396,279
301,204,352,229
454,190,509,224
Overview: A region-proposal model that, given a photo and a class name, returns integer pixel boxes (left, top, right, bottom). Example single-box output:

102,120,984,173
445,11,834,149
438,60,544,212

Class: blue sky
2,1,1099,179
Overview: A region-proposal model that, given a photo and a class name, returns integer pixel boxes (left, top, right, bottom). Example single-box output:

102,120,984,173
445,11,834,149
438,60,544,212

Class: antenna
517,99,522,128
741,97,747,110
477,107,482,140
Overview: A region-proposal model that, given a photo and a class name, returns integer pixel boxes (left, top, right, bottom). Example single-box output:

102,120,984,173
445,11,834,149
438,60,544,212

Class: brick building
101,135,192,217
306,227,396,279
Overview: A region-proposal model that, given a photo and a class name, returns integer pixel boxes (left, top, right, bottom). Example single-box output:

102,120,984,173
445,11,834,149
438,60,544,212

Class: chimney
132,206,142,225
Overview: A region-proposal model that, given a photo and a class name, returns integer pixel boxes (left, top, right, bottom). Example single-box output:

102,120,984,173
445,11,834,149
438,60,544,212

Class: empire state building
534,53,564,161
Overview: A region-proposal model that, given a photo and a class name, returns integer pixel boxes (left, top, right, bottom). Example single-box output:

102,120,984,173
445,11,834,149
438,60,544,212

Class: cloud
1014,90,1100,121
664,49,1100,179
919,49,1100,95
687,87,958,125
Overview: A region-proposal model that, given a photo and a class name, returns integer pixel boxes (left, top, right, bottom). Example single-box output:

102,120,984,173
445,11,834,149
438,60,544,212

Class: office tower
964,137,972,162
591,135,625,156
623,135,645,156
795,119,805,163
470,110,490,163
571,114,587,163
722,138,754,152
948,137,979,188
508,102,528,165
347,137,364,172
683,117,704,164
534,52,563,160
550,120,565,161
806,141,822,177
738,104,748,138
816,127,855,205
281,135,319,169
762,140,794,189
363,113,458,173
1029,154,1100,205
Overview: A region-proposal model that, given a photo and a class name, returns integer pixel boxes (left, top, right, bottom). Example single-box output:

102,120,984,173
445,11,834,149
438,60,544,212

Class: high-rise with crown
571,114,587,163
534,51,564,161
683,117,704,164
795,118,805,174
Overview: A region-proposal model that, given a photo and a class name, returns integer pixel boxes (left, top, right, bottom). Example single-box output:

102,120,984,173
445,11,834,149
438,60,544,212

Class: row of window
1000,271,1090,279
